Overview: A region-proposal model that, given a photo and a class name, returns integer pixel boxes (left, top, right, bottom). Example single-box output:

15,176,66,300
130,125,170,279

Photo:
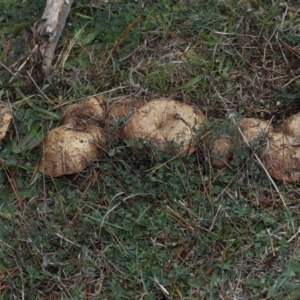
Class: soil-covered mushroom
123,99,205,154
238,118,270,144
0,101,12,144
283,113,300,145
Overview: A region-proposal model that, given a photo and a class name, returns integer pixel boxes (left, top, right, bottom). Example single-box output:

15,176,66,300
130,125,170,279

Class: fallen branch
37,0,73,73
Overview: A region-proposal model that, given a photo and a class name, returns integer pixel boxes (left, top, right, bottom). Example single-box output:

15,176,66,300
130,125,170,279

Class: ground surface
1,0,300,299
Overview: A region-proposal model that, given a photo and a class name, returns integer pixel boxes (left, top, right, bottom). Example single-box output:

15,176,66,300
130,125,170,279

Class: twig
287,227,300,243
55,232,81,247
8,45,38,83
100,193,150,228
26,71,54,104
209,205,222,231
266,228,276,256
1,160,23,210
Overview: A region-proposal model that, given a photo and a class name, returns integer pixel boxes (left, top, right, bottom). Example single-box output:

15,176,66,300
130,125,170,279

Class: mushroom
123,99,205,154
283,113,300,142
106,96,142,120
38,95,106,177
105,96,143,138
262,114,300,182
39,126,106,177
61,95,106,127
211,118,270,167
0,101,12,144
238,118,270,145
211,134,233,167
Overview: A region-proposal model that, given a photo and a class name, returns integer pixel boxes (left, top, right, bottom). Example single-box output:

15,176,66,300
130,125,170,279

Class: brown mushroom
38,125,106,177
105,96,143,138
262,114,300,182
211,118,270,167
61,95,106,128
262,131,300,183
211,135,233,167
238,118,270,144
38,95,107,177
283,113,300,137
0,101,12,144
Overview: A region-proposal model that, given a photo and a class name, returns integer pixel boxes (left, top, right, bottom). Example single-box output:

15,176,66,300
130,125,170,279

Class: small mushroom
211,135,233,167
0,101,12,144
211,118,270,167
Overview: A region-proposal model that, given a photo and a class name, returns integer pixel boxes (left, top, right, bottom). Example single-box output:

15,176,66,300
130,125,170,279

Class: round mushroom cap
238,118,270,144
263,131,300,183
38,125,106,177
0,101,12,144
123,99,205,154
61,95,106,128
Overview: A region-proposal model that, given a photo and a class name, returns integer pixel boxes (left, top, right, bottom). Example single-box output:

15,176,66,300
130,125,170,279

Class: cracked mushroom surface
123,99,205,154
0,101,12,144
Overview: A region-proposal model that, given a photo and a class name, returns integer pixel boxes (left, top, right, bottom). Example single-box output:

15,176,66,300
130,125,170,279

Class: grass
1,0,300,299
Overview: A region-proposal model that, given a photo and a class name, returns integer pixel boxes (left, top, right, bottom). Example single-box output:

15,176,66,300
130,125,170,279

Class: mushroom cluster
211,115,300,183
1,92,299,182
38,96,206,177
